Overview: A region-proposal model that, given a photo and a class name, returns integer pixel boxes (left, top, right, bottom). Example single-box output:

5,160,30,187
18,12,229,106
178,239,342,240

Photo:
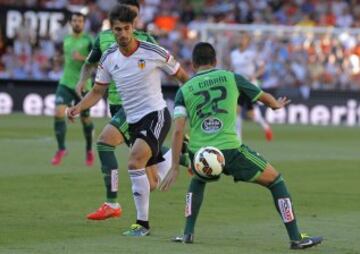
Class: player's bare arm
159,117,186,191
67,83,107,121
173,66,189,85
258,92,291,110
76,62,97,96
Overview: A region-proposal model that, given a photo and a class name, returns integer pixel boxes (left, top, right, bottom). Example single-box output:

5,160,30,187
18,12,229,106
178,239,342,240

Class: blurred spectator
0,0,359,91
48,59,63,80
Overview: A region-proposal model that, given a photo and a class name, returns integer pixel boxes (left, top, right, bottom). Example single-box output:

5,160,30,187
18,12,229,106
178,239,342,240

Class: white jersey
95,41,180,123
230,48,261,79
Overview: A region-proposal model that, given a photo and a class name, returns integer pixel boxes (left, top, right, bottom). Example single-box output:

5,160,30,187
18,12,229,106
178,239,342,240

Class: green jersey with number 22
174,69,263,153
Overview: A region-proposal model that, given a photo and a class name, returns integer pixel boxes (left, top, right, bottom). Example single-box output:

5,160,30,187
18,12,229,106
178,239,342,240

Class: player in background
230,32,273,141
68,5,189,236
160,42,323,250
76,0,190,221
51,12,94,166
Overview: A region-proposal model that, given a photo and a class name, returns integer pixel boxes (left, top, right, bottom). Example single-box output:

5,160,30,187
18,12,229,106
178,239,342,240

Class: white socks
128,168,150,221
105,202,120,209
156,149,172,184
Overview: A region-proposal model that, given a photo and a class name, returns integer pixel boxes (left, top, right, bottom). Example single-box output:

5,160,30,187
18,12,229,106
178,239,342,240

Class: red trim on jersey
96,82,110,86
165,52,170,62
119,40,140,57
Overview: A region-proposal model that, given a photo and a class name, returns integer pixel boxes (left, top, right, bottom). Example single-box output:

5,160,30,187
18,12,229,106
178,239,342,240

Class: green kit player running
160,42,323,250
51,12,94,166
75,0,190,221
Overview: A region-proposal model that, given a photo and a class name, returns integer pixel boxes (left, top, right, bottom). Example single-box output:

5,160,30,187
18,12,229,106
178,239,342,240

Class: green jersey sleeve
234,74,263,102
86,35,102,64
173,89,187,119
134,30,158,44
145,34,157,44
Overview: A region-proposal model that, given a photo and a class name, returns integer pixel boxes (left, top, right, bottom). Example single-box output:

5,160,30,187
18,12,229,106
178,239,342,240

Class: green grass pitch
0,114,359,254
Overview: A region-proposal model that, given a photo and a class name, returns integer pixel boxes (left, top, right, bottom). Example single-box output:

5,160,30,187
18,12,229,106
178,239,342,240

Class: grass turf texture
0,113,359,254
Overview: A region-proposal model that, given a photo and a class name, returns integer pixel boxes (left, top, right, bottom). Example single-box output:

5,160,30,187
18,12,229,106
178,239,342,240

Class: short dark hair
192,42,216,67
117,0,140,10
109,4,137,26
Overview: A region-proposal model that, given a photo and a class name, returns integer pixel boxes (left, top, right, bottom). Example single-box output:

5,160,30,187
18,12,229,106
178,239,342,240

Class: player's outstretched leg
52,104,68,165
81,115,95,166
87,124,123,220
255,164,323,249
172,177,206,244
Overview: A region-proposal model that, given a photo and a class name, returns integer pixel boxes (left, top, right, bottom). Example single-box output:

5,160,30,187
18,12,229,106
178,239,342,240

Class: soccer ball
193,146,225,181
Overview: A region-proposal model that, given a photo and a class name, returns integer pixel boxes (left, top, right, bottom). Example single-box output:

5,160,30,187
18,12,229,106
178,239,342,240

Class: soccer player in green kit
76,0,190,221
51,12,94,166
160,42,323,250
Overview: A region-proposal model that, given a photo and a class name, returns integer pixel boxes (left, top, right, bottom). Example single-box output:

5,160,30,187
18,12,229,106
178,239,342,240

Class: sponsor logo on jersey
138,59,146,69
201,117,223,133
278,198,295,223
114,64,119,71
185,192,192,217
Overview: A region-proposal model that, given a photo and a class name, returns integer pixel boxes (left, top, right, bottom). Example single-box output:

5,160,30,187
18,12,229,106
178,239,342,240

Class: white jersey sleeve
95,46,117,85
154,46,180,75
160,53,180,75
95,63,111,85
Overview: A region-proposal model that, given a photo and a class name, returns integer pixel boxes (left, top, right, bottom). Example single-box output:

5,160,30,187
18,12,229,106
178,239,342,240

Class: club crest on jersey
201,117,223,133
138,59,146,69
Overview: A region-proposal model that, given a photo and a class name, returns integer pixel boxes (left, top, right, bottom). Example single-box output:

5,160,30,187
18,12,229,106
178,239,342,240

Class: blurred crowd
0,0,359,90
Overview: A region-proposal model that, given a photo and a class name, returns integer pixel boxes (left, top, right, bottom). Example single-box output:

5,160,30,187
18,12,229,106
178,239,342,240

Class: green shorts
109,104,122,118
189,144,268,182
109,105,130,146
55,85,90,117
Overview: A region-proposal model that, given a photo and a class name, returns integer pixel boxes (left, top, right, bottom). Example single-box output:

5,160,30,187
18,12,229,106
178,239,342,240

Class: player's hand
276,96,291,109
75,81,86,98
159,166,180,192
66,106,80,123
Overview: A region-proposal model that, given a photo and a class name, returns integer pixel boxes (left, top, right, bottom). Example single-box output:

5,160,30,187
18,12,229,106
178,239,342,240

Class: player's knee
54,108,65,118
266,174,284,189
97,125,123,146
128,157,144,169
255,164,280,186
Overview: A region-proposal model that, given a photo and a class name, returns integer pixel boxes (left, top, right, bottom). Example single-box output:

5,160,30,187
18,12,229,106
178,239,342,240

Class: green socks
97,142,118,203
268,175,301,241
54,118,94,152
184,178,206,235
82,122,94,151
54,118,66,150
181,174,301,241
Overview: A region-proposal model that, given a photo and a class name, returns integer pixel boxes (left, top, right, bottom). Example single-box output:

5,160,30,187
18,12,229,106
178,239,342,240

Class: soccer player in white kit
67,4,188,236
230,33,273,141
